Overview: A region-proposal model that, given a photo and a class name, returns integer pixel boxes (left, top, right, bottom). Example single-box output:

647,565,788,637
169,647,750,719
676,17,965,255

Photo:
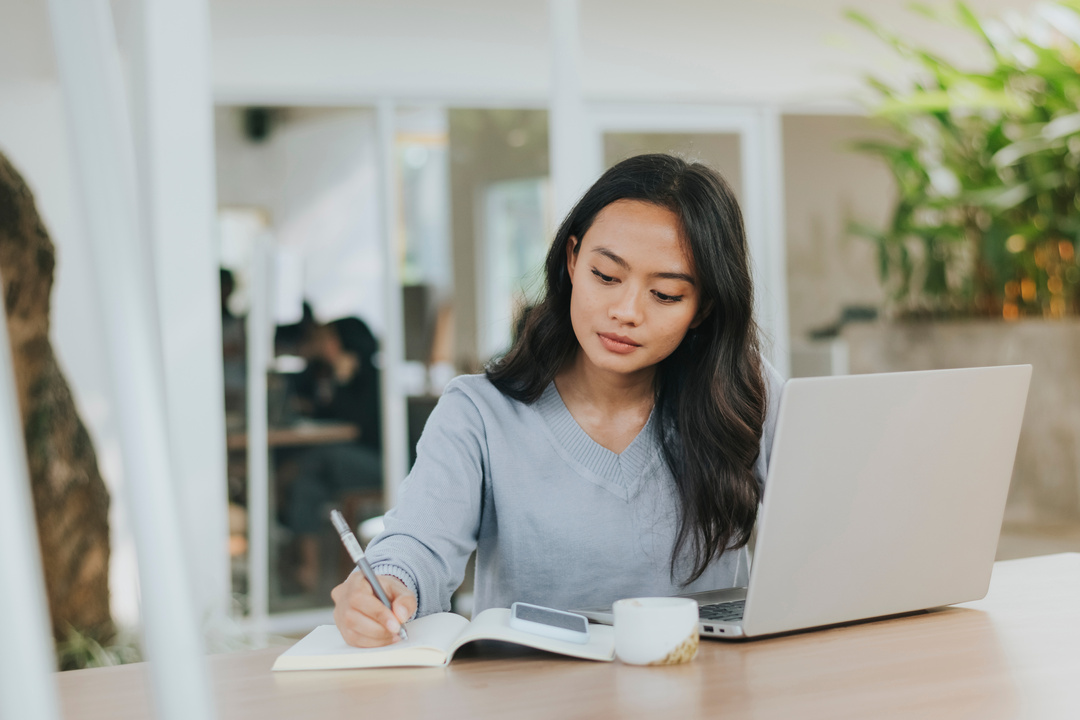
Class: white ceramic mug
612,597,699,665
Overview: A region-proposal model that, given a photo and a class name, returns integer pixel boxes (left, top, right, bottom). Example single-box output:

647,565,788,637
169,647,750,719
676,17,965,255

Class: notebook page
272,613,471,670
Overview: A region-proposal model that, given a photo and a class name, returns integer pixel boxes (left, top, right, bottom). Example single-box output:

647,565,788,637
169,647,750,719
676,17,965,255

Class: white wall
208,0,1039,107
579,0,1031,106
211,0,549,104
0,1,56,83
783,114,896,340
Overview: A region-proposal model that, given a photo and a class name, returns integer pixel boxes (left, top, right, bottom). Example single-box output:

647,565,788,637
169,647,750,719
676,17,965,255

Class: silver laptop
578,365,1032,639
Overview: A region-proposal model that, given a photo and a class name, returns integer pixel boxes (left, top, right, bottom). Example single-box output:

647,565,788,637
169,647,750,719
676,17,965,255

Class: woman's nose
609,287,644,325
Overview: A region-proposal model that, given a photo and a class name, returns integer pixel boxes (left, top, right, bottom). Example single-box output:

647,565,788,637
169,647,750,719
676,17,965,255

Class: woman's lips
598,333,640,354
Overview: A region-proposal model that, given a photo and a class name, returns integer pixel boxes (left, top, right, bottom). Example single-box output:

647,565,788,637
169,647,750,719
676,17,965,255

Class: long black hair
486,153,767,585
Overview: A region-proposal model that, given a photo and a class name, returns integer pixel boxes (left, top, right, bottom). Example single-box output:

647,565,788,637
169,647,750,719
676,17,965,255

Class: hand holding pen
330,510,415,646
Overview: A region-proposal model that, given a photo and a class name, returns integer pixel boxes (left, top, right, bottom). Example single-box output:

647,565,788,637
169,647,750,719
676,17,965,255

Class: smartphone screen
513,603,588,633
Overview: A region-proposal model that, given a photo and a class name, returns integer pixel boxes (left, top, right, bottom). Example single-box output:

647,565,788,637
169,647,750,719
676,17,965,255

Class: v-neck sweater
367,360,784,618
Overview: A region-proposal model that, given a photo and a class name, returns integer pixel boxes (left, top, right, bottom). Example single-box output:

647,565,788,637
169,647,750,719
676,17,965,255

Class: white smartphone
509,602,590,644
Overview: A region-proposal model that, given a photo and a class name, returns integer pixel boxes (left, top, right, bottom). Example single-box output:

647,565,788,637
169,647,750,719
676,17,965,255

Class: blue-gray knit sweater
367,361,783,618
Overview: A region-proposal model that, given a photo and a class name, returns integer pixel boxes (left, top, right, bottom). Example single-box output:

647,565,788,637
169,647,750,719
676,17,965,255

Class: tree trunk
0,151,113,647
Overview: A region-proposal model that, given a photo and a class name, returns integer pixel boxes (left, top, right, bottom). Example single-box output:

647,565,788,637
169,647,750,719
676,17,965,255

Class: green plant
848,1,1080,319
56,625,141,671
54,608,291,671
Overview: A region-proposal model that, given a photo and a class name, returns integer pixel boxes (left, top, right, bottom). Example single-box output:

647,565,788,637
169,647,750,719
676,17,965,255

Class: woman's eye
591,268,616,283
653,291,684,304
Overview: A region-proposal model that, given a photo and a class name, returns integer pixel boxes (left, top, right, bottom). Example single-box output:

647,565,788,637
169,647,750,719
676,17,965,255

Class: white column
376,101,409,508
126,0,231,629
245,236,272,631
549,0,590,221
758,108,791,378
738,109,790,378
45,1,217,718
0,288,60,720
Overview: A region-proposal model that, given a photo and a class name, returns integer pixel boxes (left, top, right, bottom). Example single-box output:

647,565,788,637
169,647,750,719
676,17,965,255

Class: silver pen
330,509,408,641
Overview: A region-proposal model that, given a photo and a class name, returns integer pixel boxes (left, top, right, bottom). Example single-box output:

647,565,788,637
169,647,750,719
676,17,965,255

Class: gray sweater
367,361,784,618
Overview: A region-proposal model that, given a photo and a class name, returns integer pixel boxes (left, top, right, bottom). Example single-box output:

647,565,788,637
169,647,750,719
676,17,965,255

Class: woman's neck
554,350,655,416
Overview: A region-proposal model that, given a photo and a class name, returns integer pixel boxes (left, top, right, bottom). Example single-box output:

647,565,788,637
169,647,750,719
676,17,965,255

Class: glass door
215,106,392,628
214,103,554,630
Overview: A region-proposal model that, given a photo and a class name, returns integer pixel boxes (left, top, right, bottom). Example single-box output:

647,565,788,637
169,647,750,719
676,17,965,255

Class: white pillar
124,0,231,629
737,109,791,378
0,287,60,720
45,1,217,718
549,0,590,221
245,236,272,631
376,101,409,508
758,108,790,377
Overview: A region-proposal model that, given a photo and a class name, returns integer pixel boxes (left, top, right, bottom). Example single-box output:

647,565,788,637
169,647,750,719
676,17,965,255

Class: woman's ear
690,299,713,329
565,236,581,282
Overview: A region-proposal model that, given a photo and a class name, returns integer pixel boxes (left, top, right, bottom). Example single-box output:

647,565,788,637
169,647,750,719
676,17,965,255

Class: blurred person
331,154,783,647
220,268,247,424
220,268,250,553
287,315,383,593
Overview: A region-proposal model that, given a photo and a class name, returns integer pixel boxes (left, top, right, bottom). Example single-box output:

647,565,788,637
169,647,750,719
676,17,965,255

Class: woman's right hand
332,573,417,648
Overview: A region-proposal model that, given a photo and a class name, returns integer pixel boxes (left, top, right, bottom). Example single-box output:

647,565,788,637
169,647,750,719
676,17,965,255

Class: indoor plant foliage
849,1,1080,319
1,152,114,668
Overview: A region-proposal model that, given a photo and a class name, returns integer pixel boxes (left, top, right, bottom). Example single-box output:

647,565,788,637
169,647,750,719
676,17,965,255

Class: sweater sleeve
364,383,486,618
754,356,785,491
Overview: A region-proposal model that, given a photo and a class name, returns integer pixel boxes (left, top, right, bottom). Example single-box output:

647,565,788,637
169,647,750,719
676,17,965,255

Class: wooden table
225,421,359,451
56,553,1080,719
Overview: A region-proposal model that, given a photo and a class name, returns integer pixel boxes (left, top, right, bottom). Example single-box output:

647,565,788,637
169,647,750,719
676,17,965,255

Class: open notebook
272,608,615,670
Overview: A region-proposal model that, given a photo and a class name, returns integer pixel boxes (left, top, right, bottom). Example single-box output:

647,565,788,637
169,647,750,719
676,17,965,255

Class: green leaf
845,9,896,47
907,3,946,22
992,136,1058,168
873,87,1024,116
966,170,1066,210
955,2,1000,56
1042,113,1080,140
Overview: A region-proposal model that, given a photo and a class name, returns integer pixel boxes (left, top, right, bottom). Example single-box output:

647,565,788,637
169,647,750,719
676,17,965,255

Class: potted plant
844,1,1080,528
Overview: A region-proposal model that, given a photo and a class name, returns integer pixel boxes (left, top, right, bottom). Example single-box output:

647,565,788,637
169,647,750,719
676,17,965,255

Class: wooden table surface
225,421,359,451
56,553,1080,720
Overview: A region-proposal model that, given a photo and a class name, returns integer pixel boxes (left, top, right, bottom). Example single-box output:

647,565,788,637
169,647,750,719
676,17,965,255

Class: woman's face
566,199,705,380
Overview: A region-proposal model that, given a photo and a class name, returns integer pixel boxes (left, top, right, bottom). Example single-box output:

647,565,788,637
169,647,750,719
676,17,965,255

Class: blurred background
3,0,1080,665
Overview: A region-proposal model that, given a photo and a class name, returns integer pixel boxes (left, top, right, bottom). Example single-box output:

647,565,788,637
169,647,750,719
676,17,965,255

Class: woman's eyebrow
653,270,696,284
592,246,695,284
592,246,630,269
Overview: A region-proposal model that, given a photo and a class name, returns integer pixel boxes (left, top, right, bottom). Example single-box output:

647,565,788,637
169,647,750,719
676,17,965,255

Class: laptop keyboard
698,600,745,623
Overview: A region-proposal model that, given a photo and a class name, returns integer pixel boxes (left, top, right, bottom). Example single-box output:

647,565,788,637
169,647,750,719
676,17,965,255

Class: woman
332,154,783,647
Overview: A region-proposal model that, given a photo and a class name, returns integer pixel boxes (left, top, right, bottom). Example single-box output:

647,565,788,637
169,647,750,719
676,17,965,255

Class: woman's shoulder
418,374,539,449
443,372,500,397
438,373,530,416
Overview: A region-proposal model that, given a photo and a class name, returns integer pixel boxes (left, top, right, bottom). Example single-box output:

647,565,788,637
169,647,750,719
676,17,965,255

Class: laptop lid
741,365,1031,638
